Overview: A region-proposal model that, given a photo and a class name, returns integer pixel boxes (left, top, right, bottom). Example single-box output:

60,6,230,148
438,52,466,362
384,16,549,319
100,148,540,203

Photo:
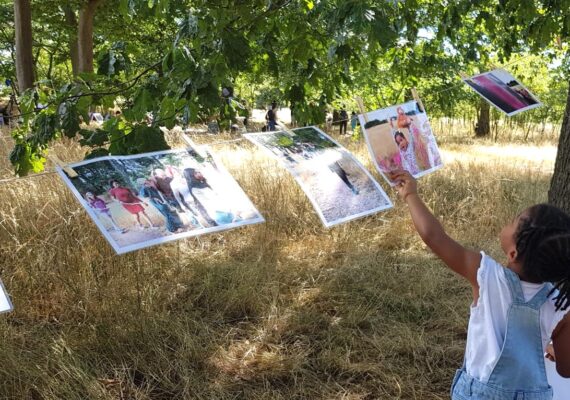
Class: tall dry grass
0,120,556,399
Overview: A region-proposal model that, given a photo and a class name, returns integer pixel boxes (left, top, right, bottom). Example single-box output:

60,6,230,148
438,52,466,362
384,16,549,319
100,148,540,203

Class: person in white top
390,169,570,400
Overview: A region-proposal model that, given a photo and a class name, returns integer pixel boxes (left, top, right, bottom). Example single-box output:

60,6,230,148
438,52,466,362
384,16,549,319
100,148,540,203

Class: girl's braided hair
515,204,570,311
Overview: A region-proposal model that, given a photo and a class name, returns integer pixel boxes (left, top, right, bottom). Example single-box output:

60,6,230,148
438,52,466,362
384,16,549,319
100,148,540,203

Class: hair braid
514,204,570,311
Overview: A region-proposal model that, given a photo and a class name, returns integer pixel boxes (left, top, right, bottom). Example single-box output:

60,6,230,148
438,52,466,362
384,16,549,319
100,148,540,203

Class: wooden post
354,96,368,123
411,88,426,113
49,155,78,178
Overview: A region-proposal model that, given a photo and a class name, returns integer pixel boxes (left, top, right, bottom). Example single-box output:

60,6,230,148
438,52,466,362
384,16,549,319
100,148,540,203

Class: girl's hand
389,169,417,201
545,343,556,362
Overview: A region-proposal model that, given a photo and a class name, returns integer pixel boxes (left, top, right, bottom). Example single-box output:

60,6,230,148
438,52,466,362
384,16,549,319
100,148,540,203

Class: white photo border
359,100,444,187
462,68,542,117
245,126,393,228
57,147,265,255
0,278,14,314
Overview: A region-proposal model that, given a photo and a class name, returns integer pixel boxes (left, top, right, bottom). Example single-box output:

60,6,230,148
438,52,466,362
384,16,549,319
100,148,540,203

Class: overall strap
526,283,554,310
503,268,525,303
504,267,553,309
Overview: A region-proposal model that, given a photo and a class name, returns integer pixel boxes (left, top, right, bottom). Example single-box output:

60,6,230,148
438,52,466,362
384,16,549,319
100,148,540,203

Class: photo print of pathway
0,280,13,314
359,100,443,186
463,68,542,116
57,148,264,254
245,126,393,227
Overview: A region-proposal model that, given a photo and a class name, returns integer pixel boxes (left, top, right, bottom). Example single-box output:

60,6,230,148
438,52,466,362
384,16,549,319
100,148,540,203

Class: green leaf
32,112,58,146
125,89,154,121
158,97,178,129
76,96,93,123
127,124,170,154
85,148,110,160
79,129,109,146
59,102,81,138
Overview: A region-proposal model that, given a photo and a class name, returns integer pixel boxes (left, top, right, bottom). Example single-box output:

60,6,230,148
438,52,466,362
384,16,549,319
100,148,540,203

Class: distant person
332,109,340,127
265,102,278,131
339,107,348,135
390,170,570,400
350,111,358,132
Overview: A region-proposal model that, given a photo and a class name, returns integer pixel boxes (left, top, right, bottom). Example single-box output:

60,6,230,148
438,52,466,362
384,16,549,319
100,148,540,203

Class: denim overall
451,268,554,400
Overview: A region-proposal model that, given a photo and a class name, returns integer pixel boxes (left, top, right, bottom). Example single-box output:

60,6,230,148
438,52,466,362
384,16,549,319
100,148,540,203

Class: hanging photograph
358,100,443,186
463,68,542,116
0,279,13,314
244,126,393,227
56,148,264,254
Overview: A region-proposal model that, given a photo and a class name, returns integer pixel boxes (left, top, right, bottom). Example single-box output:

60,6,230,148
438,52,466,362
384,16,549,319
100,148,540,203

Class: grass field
0,123,557,399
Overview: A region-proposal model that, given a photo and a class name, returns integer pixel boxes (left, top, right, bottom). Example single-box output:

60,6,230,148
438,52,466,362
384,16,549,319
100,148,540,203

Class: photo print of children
56,148,264,254
463,68,541,116
358,100,443,186
245,126,392,227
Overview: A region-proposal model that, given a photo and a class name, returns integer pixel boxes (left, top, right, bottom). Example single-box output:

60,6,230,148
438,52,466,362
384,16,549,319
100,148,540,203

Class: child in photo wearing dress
84,191,126,233
390,169,570,400
394,131,419,175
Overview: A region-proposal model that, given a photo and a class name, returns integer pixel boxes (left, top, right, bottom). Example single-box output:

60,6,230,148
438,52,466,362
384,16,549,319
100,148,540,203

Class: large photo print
358,100,443,186
245,126,392,227
57,148,264,254
463,68,541,116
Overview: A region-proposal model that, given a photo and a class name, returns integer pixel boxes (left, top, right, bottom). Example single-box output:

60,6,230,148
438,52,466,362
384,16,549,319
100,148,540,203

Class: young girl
390,170,570,399
84,192,125,233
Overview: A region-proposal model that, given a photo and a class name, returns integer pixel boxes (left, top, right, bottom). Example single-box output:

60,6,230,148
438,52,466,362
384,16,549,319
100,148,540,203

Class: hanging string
0,137,249,185
0,52,540,186
422,53,536,98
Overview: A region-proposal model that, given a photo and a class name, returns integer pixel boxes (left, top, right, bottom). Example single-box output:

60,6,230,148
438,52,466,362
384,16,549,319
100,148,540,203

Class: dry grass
0,121,555,399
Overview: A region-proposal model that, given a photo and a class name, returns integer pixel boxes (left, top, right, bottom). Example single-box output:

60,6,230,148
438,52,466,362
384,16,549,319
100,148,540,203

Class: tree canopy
2,0,569,177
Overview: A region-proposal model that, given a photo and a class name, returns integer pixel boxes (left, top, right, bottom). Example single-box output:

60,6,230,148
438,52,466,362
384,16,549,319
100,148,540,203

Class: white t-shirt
465,252,568,382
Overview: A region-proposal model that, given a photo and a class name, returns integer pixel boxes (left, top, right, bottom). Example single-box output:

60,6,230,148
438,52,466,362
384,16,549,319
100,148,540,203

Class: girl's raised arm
390,170,482,300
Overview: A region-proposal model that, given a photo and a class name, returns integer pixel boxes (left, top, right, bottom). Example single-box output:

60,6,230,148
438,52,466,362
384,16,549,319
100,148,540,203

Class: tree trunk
475,99,490,137
64,6,79,76
548,83,570,213
13,0,34,91
77,0,102,74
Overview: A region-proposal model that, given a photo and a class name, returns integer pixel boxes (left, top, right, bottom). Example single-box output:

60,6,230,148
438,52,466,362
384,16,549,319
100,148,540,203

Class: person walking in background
350,111,358,132
84,191,126,233
265,101,278,131
390,170,570,400
108,180,155,229
339,106,348,135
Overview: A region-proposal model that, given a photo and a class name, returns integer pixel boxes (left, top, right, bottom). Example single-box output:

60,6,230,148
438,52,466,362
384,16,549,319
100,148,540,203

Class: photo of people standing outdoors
463,68,542,116
245,126,392,227
57,148,264,254
358,100,443,186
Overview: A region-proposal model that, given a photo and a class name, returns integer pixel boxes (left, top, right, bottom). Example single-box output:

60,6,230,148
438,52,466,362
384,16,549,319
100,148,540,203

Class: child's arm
391,170,482,298
552,313,570,377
